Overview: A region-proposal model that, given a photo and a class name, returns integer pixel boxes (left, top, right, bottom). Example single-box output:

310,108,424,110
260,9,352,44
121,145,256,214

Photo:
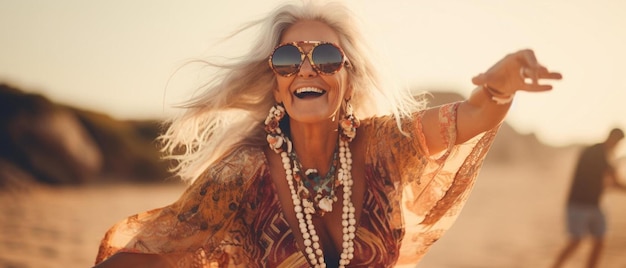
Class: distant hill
0,83,172,189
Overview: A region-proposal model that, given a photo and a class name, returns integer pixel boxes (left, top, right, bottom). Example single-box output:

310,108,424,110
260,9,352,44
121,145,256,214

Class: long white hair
160,1,426,183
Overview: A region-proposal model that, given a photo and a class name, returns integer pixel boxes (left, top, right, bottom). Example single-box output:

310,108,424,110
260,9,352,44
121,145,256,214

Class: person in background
93,1,562,267
552,128,625,268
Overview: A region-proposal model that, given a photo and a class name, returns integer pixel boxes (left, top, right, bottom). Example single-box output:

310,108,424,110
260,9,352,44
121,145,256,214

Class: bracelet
482,84,515,105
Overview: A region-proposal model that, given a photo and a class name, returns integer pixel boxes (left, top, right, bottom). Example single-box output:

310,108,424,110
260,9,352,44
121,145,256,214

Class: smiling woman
91,1,562,267
273,21,352,125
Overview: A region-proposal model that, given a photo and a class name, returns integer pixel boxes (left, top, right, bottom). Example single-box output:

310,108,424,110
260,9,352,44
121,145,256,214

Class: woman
94,1,562,267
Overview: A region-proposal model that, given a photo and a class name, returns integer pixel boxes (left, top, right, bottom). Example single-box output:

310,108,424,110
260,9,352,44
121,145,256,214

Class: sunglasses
268,41,348,77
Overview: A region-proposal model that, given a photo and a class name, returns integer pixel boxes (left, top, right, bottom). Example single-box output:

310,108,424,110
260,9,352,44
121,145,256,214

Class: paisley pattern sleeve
363,102,499,266
95,146,267,267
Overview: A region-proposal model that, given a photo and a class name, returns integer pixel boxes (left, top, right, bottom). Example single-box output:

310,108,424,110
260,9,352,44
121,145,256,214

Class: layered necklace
265,103,359,268
290,146,339,216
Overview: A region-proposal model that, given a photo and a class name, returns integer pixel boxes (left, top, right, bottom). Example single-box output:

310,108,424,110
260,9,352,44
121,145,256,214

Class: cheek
329,72,349,96
274,77,292,102
276,77,291,89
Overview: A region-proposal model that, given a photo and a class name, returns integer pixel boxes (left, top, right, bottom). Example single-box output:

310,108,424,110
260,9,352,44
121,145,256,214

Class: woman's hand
471,49,562,95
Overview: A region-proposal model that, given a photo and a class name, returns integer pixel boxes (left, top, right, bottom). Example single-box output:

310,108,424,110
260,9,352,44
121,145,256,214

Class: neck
289,119,339,174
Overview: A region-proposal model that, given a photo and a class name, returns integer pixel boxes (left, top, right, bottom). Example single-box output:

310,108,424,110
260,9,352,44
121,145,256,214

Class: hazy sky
1,0,625,155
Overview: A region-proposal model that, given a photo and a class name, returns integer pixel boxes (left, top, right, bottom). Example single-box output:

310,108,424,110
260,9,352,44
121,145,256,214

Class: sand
1,160,625,268
0,182,186,268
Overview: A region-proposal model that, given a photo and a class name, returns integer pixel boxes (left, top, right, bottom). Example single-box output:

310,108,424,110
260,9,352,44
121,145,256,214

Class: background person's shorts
566,203,606,238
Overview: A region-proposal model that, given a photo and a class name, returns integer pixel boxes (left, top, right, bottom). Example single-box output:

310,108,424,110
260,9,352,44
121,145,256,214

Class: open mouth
294,87,326,99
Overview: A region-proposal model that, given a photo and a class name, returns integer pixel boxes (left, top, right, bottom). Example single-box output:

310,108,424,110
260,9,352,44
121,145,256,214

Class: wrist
482,84,515,105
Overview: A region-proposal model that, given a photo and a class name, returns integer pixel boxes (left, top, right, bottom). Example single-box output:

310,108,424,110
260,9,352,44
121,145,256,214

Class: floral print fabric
95,102,498,267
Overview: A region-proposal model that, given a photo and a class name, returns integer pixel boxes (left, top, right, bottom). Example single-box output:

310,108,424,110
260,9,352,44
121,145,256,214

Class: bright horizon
1,0,625,156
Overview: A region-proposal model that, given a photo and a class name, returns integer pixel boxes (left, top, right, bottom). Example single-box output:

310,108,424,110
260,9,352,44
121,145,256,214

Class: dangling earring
265,103,289,153
339,98,360,142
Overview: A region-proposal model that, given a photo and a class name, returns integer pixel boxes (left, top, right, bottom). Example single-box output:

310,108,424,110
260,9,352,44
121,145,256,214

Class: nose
298,55,317,77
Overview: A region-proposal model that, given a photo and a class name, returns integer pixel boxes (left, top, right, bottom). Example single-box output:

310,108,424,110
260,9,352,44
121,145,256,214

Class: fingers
518,49,539,69
471,72,486,86
518,60,560,92
473,49,562,93
518,50,562,86
520,65,563,84
519,83,553,92
539,71,563,80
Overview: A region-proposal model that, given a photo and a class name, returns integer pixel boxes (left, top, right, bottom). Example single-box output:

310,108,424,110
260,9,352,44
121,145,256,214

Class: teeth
295,87,324,94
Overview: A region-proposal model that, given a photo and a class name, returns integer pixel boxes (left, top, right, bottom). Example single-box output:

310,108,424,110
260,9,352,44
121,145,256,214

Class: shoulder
359,114,428,162
360,114,419,135
201,145,267,184
360,112,431,146
181,145,267,216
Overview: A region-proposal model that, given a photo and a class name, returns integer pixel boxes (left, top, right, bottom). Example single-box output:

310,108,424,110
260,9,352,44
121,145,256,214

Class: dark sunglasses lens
271,45,301,75
312,44,344,74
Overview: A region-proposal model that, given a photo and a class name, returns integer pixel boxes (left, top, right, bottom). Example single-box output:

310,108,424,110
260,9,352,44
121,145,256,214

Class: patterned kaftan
95,102,498,267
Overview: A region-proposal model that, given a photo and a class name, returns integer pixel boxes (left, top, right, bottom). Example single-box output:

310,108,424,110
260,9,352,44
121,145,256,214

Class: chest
254,152,401,267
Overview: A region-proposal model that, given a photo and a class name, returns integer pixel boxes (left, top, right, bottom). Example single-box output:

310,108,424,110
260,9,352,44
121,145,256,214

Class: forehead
280,20,341,44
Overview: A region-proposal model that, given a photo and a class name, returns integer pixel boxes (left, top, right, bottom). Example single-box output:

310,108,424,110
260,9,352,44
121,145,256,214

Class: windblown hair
160,0,426,183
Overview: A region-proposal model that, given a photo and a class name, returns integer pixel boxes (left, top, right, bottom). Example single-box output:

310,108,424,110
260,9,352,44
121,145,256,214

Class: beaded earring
339,99,360,142
264,103,289,154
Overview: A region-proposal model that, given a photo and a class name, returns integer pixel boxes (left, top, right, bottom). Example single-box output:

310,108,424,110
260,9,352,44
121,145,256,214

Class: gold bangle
482,84,515,105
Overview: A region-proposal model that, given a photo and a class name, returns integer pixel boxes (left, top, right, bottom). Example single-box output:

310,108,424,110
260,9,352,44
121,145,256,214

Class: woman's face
273,20,351,124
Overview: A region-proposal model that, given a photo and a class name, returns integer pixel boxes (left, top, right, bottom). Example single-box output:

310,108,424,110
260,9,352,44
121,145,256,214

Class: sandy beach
1,158,625,268
0,182,184,268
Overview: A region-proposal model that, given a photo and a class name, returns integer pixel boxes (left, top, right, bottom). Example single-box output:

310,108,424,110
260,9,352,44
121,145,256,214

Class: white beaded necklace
289,145,339,216
265,104,357,267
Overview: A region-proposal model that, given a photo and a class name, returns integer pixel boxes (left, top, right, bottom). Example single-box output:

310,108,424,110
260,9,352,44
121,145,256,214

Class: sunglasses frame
268,41,349,77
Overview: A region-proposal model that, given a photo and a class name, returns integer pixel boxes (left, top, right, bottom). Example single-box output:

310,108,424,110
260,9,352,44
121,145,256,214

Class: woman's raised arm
420,49,562,155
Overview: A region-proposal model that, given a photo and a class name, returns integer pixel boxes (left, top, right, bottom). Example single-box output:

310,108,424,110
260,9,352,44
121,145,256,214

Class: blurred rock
67,107,170,182
0,84,102,184
0,83,171,187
